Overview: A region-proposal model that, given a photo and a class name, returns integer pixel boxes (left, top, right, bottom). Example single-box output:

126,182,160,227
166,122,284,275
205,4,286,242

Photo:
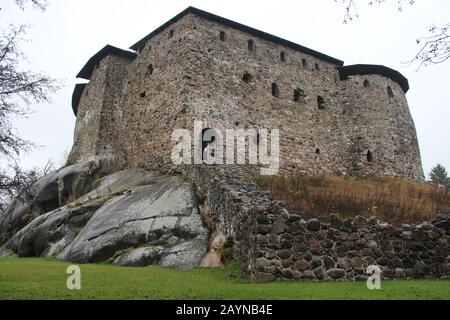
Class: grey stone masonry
68,7,424,181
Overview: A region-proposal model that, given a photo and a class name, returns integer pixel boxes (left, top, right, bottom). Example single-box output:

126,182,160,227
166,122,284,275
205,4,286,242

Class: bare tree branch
0,160,53,212
0,24,60,158
0,0,57,214
335,0,415,23
14,0,48,11
335,0,449,69
402,24,450,70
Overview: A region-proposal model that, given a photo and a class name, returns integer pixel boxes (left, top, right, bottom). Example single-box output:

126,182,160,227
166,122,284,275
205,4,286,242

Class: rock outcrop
0,161,209,269
0,160,104,244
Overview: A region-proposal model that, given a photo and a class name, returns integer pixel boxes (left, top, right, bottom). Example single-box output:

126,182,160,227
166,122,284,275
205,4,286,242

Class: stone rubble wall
254,211,449,282
187,166,267,273
188,167,449,282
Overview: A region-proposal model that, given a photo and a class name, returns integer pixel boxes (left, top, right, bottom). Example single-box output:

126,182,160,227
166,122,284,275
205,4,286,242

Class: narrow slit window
294,88,304,102
220,31,226,41
272,83,279,98
280,51,286,62
146,64,154,76
302,59,308,67
387,86,394,98
168,29,174,39
242,72,252,83
367,150,373,162
248,39,255,52
364,79,370,87
317,96,326,109
315,63,320,70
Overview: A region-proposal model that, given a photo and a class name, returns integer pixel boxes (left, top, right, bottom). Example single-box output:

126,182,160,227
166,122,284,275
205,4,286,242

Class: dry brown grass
253,173,450,225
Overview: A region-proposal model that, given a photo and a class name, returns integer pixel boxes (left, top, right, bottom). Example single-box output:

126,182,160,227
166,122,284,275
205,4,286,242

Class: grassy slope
0,258,449,300
253,174,450,225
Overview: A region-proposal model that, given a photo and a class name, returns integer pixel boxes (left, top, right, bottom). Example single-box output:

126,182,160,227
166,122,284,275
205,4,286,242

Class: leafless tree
0,160,53,212
0,0,58,211
335,0,450,69
0,25,59,158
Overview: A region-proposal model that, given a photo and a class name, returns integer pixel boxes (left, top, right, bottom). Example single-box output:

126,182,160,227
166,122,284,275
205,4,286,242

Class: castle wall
114,14,198,171
173,14,423,179
183,14,350,176
97,55,131,160
341,74,424,180
68,55,132,164
69,12,424,180
68,62,106,164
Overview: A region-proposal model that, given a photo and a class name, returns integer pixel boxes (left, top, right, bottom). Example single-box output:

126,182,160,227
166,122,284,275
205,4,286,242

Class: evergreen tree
429,164,450,187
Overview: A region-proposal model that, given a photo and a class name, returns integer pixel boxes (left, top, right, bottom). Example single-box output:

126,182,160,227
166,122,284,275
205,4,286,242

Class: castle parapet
339,64,409,93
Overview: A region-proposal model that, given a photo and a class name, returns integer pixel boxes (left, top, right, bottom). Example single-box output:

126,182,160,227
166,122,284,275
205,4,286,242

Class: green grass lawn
0,258,449,300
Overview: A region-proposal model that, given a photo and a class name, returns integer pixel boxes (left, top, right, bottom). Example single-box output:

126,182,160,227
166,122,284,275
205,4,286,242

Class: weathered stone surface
292,270,303,280
255,258,271,268
303,270,316,280
113,247,162,266
59,175,208,268
0,198,106,258
313,267,326,280
0,160,106,245
323,256,336,268
367,240,378,249
395,268,406,279
276,249,291,260
272,221,288,235
253,272,277,283
293,243,308,253
294,259,310,271
244,196,449,281
68,9,424,182
311,257,323,269
329,215,342,230
0,166,209,269
307,219,321,232
433,219,450,230
327,268,346,279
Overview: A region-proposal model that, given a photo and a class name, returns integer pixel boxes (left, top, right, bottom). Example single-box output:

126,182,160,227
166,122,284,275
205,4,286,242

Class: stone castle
1,7,448,283
68,6,424,180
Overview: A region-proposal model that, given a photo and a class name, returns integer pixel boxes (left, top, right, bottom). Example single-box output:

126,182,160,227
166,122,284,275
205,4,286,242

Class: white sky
1,0,449,177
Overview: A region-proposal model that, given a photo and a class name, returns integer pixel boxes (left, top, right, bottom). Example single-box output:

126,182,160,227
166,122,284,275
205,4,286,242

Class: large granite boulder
0,198,106,258
0,159,106,244
59,175,208,268
0,163,210,269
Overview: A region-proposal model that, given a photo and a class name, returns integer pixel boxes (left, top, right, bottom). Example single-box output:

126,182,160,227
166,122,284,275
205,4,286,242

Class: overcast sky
1,0,449,177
